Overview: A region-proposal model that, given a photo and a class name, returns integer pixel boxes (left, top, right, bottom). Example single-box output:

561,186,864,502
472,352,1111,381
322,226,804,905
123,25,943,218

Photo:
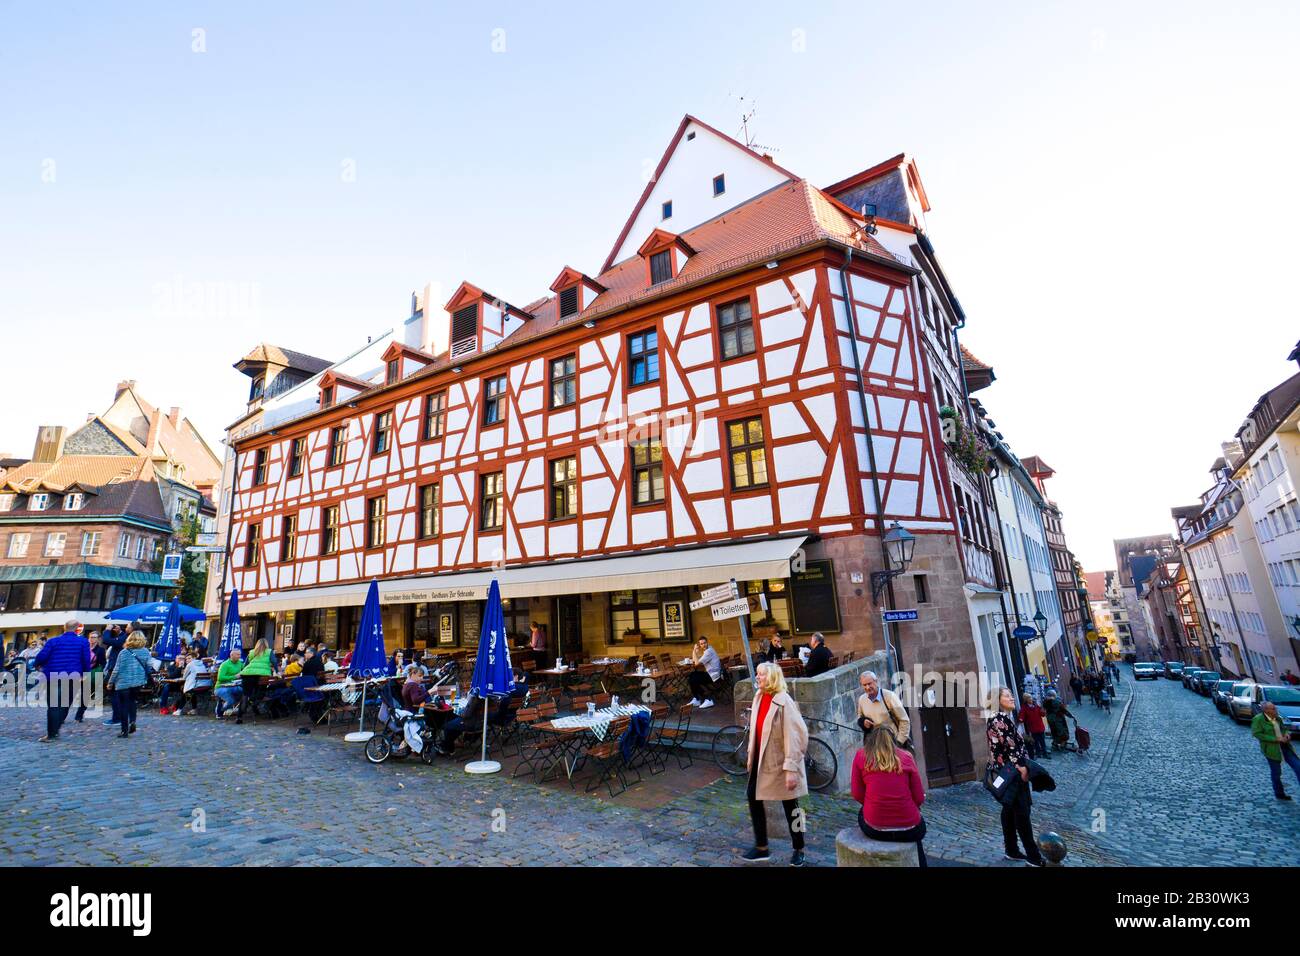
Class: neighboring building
1021,456,1086,674
0,383,221,649
1231,359,1300,677
220,115,1032,787
1113,534,1178,660
1172,453,1286,680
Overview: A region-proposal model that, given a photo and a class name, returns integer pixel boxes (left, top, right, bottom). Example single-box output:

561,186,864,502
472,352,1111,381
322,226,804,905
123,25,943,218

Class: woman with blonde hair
851,726,928,866
741,661,809,866
104,633,152,738
235,637,273,723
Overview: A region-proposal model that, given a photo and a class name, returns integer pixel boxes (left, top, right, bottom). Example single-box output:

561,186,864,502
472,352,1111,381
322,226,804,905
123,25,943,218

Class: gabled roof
549,266,606,294
636,228,697,259
823,152,931,217
381,340,435,365
600,114,801,274
318,369,373,392
443,281,534,320
1021,455,1055,478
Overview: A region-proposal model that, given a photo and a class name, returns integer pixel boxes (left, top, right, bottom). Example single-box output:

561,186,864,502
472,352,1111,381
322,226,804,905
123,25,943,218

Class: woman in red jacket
850,725,928,867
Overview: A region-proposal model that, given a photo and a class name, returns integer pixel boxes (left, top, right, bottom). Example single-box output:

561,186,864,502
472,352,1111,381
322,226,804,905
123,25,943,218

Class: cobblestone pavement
2,668,1294,866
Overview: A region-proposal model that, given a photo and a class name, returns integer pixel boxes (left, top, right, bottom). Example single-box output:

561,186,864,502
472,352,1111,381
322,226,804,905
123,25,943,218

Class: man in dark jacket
34,620,91,741
100,624,127,726
804,632,833,678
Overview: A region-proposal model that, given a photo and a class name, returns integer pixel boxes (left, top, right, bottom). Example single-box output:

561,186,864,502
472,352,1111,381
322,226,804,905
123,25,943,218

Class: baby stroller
365,683,434,765
1073,722,1091,754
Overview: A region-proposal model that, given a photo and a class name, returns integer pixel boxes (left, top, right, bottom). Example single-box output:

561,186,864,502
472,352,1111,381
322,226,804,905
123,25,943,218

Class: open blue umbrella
348,580,388,678
154,597,184,661
466,579,514,774
344,581,386,743
217,589,242,662
109,600,205,623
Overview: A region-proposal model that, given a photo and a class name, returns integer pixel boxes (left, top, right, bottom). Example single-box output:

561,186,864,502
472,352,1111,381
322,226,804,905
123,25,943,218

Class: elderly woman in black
987,686,1044,866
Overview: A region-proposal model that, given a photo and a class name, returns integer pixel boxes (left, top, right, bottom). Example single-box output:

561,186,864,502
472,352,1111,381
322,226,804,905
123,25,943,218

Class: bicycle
711,710,838,791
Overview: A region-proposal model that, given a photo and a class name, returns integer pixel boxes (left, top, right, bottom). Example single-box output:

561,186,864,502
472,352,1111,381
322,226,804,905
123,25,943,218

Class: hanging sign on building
161,553,183,581
663,600,686,638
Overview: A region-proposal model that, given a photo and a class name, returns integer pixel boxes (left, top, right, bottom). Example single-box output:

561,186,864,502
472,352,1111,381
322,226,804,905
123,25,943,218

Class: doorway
553,595,582,659
918,706,977,787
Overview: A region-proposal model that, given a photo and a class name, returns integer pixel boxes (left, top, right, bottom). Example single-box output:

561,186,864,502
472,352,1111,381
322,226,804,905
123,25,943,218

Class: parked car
1227,682,1260,722
1133,662,1162,680
1256,684,1300,736
1211,679,1237,713
1181,667,1207,689
1164,661,1185,679
1192,670,1221,695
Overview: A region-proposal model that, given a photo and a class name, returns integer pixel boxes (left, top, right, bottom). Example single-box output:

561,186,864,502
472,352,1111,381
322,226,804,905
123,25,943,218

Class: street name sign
690,582,737,611
882,609,918,623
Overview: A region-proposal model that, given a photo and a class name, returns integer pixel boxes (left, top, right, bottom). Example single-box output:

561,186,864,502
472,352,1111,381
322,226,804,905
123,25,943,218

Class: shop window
610,589,664,642
745,579,791,633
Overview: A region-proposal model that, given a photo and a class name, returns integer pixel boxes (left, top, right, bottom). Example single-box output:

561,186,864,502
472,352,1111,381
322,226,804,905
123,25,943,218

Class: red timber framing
227,248,959,602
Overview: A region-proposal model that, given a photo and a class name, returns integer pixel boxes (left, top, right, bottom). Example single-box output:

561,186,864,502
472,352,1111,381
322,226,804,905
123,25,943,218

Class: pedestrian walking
76,631,106,723
740,661,809,866
1020,693,1049,759
851,725,928,866
99,623,127,726
1069,673,1083,704
1252,701,1300,801
987,686,1044,866
33,619,90,742
104,633,151,738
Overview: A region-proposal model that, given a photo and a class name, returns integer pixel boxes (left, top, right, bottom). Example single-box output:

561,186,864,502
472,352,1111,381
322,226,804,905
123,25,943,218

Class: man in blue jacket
34,620,91,742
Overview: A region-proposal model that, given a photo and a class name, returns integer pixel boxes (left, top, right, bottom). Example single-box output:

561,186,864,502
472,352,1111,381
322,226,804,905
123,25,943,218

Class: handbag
883,692,916,752
983,762,1020,805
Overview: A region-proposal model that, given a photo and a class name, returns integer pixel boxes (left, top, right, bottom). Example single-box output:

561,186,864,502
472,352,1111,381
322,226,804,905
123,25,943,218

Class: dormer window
558,286,579,318
386,358,400,384
249,376,265,402
712,174,726,196
661,200,673,220
30,493,48,512
321,385,335,408
637,229,694,288
649,251,672,285
63,493,84,511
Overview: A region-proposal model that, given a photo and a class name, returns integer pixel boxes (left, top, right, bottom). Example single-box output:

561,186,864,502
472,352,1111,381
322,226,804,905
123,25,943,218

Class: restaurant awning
238,535,808,615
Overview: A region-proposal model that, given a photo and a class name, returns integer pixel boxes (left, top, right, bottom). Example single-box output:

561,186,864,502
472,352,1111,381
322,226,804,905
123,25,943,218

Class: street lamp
1033,610,1048,637
870,522,916,604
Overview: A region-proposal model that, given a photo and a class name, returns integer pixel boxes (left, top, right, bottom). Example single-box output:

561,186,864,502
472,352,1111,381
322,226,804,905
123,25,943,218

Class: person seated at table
804,632,833,678
688,637,723,710
321,648,340,673
760,635,788,663
389,649,406,677
263,670,299,719
214,648,244,719
402,664,430,711
181,655,214,715
337,647,352,668
282,652,304,680
301,646,325,682
158,653,188,713
440,693,480,752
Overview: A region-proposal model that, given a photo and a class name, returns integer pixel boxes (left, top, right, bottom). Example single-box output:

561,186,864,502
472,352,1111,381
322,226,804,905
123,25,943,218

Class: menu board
459,601,481,649
790,559,841,634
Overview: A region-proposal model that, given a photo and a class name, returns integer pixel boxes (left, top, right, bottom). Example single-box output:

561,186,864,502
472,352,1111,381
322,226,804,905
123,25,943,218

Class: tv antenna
729,93,780,155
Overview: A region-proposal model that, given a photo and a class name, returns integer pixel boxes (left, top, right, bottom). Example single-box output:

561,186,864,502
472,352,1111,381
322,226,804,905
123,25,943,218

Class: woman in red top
1019,693,1048,759
850,725,928,867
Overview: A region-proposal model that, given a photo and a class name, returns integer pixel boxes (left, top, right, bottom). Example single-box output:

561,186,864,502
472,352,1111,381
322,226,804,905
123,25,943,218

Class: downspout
836,246,904,673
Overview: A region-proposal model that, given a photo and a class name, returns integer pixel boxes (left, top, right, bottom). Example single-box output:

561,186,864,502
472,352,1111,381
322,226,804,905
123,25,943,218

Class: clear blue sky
2,0,1297,570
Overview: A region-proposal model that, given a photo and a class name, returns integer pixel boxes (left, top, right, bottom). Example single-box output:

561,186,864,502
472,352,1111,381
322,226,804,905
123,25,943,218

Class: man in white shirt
181,655,213,715
688,637,723,710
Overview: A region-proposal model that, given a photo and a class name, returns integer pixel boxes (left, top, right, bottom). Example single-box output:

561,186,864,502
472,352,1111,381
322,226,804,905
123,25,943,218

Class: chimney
167,407,181,427
32,426,66,463
114,379,136,401
405,281,447,356
145,409,163,456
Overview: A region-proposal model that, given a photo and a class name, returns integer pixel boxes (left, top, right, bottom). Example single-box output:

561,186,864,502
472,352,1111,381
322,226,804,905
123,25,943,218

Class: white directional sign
710,598,753,622
690,582,737,611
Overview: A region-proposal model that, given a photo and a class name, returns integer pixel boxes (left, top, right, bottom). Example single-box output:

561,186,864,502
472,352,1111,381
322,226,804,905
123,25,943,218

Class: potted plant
622,628,644,642
752,616,779,640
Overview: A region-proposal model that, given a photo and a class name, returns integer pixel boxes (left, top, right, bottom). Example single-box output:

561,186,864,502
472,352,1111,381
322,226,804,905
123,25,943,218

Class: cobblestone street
2,667,1295,866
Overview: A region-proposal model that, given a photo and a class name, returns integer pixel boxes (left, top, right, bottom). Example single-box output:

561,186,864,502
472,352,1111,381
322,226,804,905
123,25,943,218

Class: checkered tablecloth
550,704,650,740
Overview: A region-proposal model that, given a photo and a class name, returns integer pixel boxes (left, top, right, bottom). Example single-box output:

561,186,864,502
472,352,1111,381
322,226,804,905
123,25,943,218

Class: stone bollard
835,826,919,867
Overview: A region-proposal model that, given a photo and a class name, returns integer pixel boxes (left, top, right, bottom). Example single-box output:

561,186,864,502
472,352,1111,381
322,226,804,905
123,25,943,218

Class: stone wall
733,650,889,794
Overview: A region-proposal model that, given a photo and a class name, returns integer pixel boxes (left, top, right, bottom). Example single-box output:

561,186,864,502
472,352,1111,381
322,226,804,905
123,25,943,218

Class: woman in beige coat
742,661,810,865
